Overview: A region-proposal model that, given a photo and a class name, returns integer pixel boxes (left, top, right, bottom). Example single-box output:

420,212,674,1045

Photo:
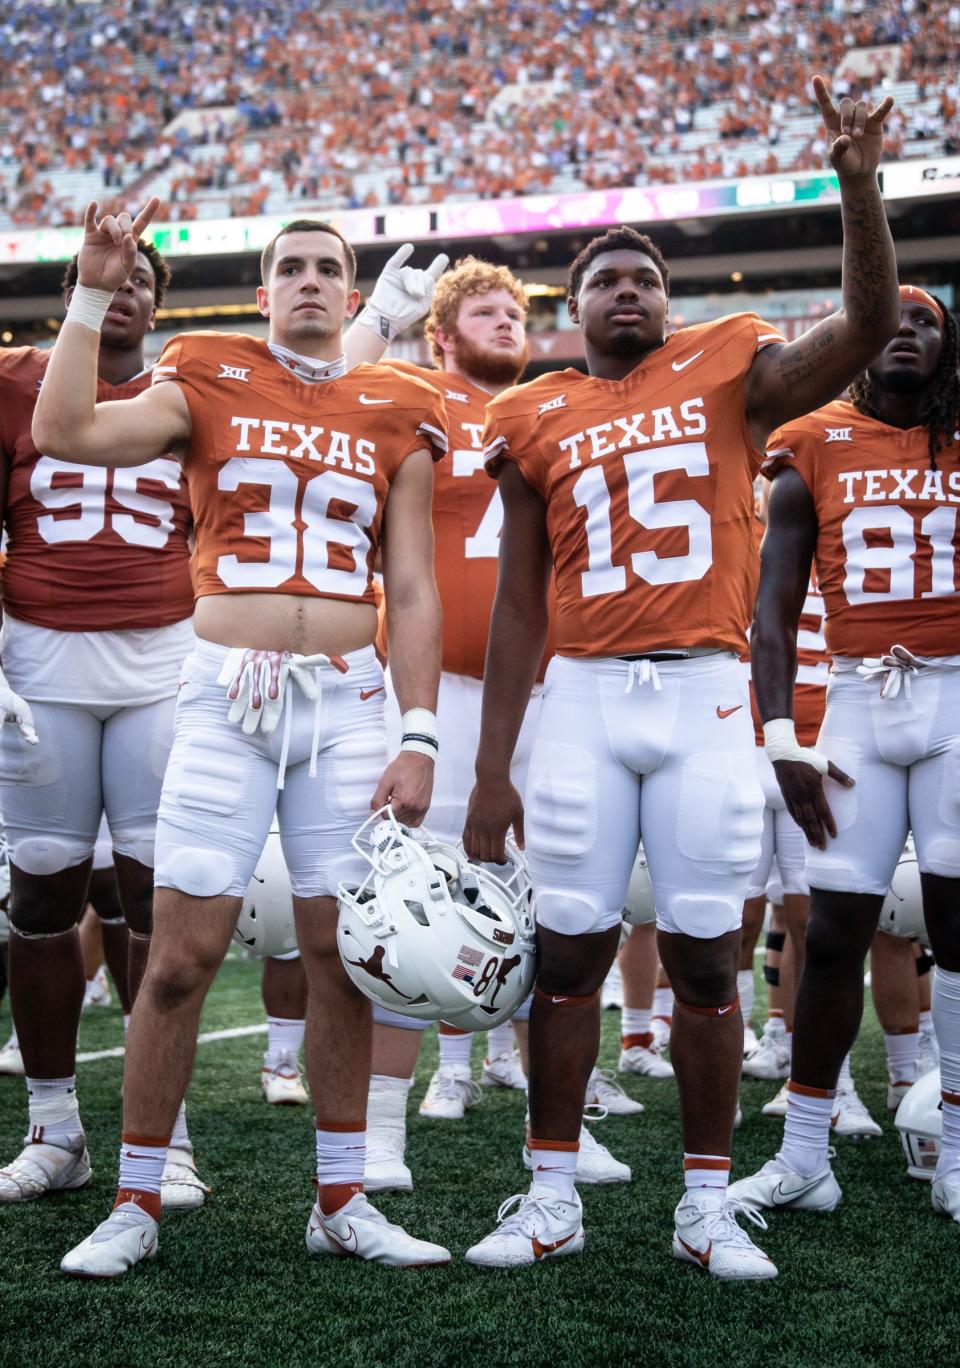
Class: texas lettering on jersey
765,398,960,658
0,347,194,631
152,335,446,605
483,313,785,658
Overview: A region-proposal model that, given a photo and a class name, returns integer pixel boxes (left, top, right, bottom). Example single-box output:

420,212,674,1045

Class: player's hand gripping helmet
337,807,536,1030
879,837,928,948
895,1068,942,1181
234,825,298,959
622,844,655,928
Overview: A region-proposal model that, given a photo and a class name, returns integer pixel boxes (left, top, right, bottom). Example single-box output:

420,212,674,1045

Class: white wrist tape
763,718,829,774
400,707,438,759
65,284,115,332
355,308,395,342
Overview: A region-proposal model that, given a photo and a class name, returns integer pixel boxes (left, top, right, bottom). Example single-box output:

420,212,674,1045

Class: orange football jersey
765,399,960,658
153,334,446,605
483,313,785,658
0,347,194,631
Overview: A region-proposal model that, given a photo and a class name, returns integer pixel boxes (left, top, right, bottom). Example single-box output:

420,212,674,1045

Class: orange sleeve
481,403,545,494
762,423,816,497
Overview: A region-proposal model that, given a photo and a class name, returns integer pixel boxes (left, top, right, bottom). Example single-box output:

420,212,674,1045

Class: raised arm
344,244,448,370
753,467,852,848
745,76,899,446
463,462,552,862
32,200,191,467
373,447,441,826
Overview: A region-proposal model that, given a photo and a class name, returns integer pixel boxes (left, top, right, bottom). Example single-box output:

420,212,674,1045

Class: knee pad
108,830,157,870
805,850,890,897
154,845,237,898
8,834,91,878
535,889,620,936
656,894,743,939
372,1004,430,1031
269,949,301,963
511,992,532,1023
763,964,781,987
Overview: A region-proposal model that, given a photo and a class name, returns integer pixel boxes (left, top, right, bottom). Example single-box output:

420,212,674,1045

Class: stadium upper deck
1,0,958,229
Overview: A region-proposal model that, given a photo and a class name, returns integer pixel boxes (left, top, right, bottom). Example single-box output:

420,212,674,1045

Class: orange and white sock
315,1120,365,1214
683,1153,730,1198
529,1138,578,1203
766,1008,785,1036
621,1007,653,1049
779,1081,835,1177
117,1131,169,1222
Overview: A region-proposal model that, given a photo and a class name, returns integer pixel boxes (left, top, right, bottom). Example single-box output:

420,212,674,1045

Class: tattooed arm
745,75,899,449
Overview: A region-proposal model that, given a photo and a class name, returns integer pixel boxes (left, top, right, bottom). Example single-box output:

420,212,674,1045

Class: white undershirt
266,344,347,384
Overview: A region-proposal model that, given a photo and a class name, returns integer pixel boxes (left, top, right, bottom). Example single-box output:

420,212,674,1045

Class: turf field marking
75,1022,267,1064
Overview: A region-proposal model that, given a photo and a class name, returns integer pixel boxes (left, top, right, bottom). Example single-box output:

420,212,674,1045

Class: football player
0,239,206,1208
346,257,635,1185
34,201,450,1275
730,282,960,1223
462,78,899,1275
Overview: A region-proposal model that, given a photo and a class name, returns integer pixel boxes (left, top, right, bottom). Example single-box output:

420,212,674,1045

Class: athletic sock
837,1053,854,1091
652,987,674,1023
933,967,960,1176
621,1006,653,1048
367,1074,411,1134
438,1028,473,1070
25,1076,82,1151
528,1139,578,1203
785,1029,793,1066
316,1121,365,1213
919,1008,934,1037
117,1131,169,1222
123,1015,131,1035
779,1081,835,1177
683,1153,730,1200
486,1023,513,1059
884,1030,919,1086
766,1008,785,1037
265,1015,306,1069
736,970,755,1030
169,1100,192,1155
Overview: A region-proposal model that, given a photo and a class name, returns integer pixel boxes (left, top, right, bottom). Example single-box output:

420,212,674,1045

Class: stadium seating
1,0,957,228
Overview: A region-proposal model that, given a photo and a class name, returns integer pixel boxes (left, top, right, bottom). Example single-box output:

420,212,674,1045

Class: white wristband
763,717,829,774
65,284,115,333
400,706,438,760
355,308,395,342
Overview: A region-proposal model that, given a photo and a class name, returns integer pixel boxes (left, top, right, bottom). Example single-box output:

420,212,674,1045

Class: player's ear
147,306,156,332
567,294,580,325
256,284,270,319
344,286,361,321
433,326,452,359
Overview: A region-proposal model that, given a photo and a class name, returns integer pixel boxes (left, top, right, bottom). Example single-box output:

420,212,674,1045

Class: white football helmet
622,844,655,928
879,838,928,947
337,808,536,1030
234,826,298,959
895,1067,942,1181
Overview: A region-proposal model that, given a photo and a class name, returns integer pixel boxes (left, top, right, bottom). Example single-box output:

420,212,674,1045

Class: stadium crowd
1,0,959,227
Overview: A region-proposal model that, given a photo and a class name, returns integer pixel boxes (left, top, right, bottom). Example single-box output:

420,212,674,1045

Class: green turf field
0,955,952,1368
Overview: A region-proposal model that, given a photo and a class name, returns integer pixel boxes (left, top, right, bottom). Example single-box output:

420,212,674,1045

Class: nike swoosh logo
678,1235,711,1267
358,394,393,405
360,686,385,701
532,1231,577,1260
139,1231,157,1257
320,1218,359,1255
551,996,569,1004
771,1175,823,1205
672,350,705,372
716,705,742,719
718,1003,736,1016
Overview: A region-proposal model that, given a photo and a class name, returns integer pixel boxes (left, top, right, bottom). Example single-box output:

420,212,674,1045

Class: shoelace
707,1196,769,1246
590,1069,632,1103
856,644,924,700
624,659,662,692
581,1102,609,1124
433,1069,483,1106
494,1192,555,1235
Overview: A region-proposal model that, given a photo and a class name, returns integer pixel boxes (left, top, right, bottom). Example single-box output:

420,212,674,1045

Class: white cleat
481,1049,527,1091
831,1084,882,1139
418,1065,481,1120
743,1025,760,1058
919,1027,940,1077
60,1203,158,1279
465,1189,584,1268
364,1134,414,1195
306,1192,449,1266
82,967,111,1011
0,1035,24,1076
0,1138,91,1202
160,1148,210,1211
672,1192,777,1280
742,1024,790,1080
761,1082,790,1118
619,1041,675,1079
932,1168,960,1223
887,1079,915,1112
524,1124,631,1185
728,1156,841,1212
585,1068,644,1116
261,1052,308,1106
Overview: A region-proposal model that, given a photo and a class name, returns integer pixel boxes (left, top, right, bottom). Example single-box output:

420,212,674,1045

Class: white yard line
76,1022,267,1065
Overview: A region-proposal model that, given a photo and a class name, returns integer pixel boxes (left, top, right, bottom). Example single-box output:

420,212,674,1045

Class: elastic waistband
556,649,735,672
190,637,377,672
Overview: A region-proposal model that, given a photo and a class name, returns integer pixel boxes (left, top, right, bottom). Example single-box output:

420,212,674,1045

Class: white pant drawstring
624,659,662,693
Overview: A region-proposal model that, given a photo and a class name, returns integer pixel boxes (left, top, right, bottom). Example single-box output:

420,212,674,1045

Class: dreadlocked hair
848,293,959,469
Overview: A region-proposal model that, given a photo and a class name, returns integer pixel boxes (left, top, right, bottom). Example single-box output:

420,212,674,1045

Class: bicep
94,383,192,466
495,461,552,609
755,469,818,625
381,449,436,597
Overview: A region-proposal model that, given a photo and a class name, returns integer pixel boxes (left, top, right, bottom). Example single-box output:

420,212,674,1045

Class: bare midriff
193,593,379,656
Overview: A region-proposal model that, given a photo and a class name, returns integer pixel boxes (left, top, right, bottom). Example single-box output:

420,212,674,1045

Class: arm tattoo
841,184,897,330
776,329,835,394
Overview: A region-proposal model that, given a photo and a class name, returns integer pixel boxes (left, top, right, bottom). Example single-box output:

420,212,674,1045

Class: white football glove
856,643,923,699
0,668,38,745
217,649,343,736
355,243,449,342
